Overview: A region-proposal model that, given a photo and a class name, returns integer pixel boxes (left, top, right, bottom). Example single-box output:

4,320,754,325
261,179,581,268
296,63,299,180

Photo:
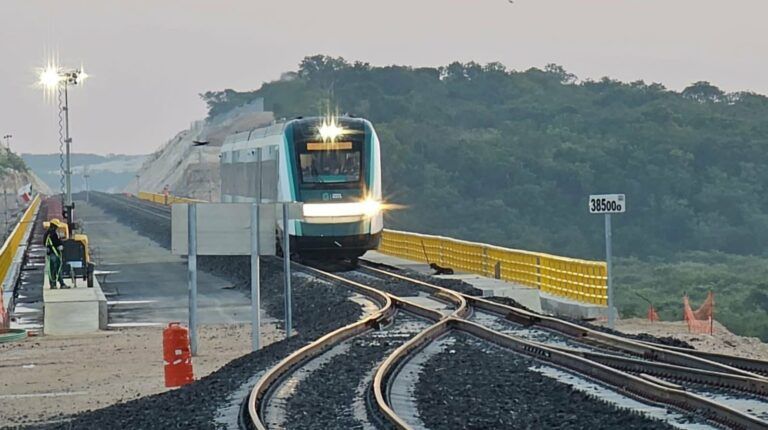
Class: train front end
284,117,383,259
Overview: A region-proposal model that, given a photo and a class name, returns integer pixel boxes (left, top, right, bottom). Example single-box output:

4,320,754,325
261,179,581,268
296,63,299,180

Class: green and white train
220,116,383,260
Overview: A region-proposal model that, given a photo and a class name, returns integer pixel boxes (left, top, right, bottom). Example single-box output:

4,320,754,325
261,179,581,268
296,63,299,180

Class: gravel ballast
32,196,365,429
414,333,678,430
281,313,429,430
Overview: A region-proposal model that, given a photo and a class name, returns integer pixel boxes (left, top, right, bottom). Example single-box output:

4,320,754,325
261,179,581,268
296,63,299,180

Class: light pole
38,62,88,230
0,134,8,234
83,165,90,203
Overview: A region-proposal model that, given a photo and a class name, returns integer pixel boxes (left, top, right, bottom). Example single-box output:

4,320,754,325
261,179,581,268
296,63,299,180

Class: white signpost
172,202,301,353
588,194,625,329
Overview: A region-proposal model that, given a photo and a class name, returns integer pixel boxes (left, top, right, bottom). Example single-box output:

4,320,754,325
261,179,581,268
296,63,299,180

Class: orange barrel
163,322,194,387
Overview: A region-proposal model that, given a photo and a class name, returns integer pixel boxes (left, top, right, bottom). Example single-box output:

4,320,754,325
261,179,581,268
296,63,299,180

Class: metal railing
137,191,205,205
0,195,41,294
379,229,607,305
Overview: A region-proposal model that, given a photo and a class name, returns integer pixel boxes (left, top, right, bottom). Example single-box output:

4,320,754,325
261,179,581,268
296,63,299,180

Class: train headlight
302,199,382,218
317,118,345,142
361,199,381,217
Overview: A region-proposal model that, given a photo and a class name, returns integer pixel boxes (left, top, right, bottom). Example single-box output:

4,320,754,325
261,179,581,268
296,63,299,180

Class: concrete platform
540,292,614,321
43,275,108,335
77,203,253,327
363,251,543,313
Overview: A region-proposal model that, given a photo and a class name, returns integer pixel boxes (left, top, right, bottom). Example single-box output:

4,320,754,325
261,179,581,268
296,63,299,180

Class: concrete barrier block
43,274,109,335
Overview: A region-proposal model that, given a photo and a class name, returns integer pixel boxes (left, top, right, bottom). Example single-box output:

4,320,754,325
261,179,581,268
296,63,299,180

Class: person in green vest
43,219,67,289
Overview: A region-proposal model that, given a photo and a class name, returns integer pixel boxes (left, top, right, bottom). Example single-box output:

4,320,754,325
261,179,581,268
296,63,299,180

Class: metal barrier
379,229,607,305
137,191,205,205
0,195,41,295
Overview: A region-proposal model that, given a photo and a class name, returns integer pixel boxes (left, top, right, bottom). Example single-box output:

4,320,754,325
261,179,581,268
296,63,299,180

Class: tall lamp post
83,165,91,204
38,62,88,230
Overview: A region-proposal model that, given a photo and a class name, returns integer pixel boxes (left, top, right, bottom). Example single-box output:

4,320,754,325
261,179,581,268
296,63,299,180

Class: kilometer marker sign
589,194,625,214
589,193,625,329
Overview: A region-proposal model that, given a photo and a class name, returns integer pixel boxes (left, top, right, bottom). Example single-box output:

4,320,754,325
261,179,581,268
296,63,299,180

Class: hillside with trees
200,56,768,339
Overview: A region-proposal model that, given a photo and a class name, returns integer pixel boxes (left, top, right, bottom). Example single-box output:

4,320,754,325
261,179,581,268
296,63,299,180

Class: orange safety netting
683,291,714,334
647,305,659,322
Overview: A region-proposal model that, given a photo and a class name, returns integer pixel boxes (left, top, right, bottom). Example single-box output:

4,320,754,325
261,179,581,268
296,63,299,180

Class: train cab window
300,151,361,184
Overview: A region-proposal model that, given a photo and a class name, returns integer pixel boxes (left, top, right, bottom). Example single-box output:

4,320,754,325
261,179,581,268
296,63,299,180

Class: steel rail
554,346,768,396
637,341,768,376
371,312,768,430
246,259,468,430
469,294,765,378
246,264,398,430
359,263,768,428
450,318,768,430
361,262,766,380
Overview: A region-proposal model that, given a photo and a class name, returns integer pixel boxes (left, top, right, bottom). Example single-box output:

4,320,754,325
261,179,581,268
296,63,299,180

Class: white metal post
83,166,90,204
250,203,261,351
605,213,614,329
188,203,198,355
283,203,292,338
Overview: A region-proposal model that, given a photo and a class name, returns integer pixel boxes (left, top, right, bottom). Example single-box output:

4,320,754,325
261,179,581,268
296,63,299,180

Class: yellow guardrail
0,195,41,294
379,229,607,305
137,191,205,205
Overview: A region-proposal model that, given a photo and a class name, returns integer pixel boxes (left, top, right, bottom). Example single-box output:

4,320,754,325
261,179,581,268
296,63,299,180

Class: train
220,116,383,260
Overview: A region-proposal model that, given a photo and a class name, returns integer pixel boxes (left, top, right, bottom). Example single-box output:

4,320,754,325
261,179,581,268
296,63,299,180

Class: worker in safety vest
43,219,67,289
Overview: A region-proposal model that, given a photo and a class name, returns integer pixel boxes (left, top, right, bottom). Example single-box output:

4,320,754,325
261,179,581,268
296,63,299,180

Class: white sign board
172,203,277,256
588,194,626,214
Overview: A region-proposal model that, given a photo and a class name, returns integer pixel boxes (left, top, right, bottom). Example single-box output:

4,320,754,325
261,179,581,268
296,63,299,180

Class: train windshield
299,150,361,184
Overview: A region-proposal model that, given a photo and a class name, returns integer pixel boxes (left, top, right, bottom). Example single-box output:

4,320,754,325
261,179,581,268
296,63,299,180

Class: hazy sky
2,1,766,155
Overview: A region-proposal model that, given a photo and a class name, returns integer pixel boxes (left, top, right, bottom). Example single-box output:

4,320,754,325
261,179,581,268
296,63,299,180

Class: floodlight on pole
37,58,89,231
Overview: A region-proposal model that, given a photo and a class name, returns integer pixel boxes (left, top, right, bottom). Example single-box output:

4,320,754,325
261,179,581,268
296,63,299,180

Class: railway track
101,194,768,429
243,261,768,430
90,192,171,221
360,264,768,429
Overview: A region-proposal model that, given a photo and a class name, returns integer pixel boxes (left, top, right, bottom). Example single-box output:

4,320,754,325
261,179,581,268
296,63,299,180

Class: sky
1,0,766,155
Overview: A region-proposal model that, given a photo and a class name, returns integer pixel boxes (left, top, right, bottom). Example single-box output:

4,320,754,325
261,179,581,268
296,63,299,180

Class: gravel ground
25,276,362,430
0,324,278,428
23,195,366,430
617,318,768,360
282,313,430,430
414,333,677,430
337,270,423,297
361,263,480,296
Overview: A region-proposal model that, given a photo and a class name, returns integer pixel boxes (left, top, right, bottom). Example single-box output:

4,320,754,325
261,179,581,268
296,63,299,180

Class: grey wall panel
172,203,277,256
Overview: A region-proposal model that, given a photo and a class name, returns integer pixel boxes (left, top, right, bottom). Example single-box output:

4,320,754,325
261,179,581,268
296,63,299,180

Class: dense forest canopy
201,55,768,261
